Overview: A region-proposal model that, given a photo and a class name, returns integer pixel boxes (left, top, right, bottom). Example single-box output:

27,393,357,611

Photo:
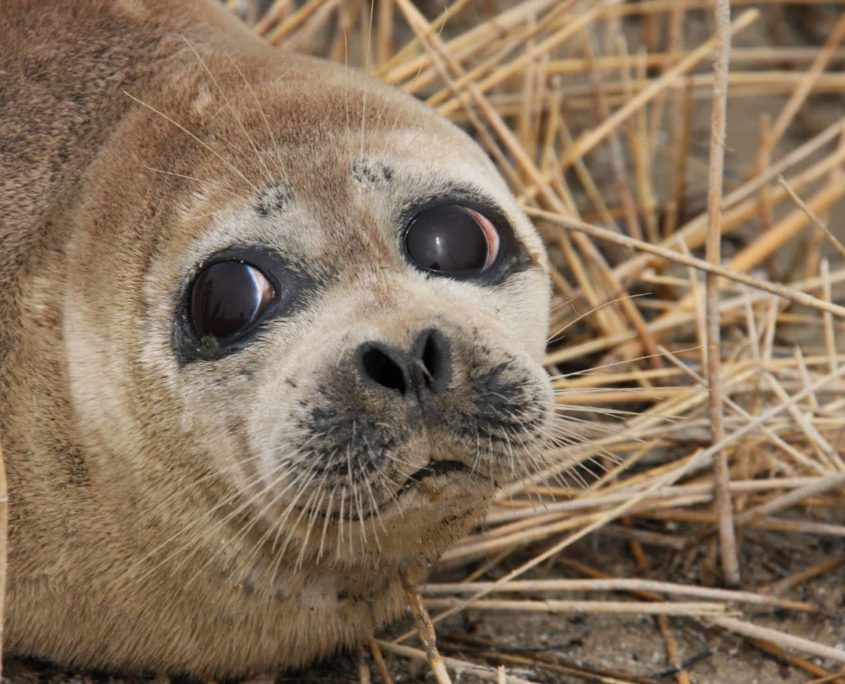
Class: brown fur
0,0,552,677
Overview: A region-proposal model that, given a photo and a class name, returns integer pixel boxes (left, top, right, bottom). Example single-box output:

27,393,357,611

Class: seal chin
385,463,492,525
374,467,494,562
396,459,474,498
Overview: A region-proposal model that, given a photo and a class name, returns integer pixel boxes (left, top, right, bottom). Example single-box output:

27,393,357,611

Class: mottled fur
0,0,552,678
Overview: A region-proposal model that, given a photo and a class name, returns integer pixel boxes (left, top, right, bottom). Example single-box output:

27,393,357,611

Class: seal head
1,0,553,677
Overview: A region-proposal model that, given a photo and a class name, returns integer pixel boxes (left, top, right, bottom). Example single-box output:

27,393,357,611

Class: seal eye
404,205,500,276
190,261,275,340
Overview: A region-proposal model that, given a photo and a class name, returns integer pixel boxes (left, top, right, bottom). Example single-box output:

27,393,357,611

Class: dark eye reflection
404,204,500,277
190,261,275,340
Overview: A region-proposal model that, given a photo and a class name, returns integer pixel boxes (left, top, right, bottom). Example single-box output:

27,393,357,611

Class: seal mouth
397,460,470,497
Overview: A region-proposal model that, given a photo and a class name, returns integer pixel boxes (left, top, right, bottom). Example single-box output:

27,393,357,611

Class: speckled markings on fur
0,0,553,678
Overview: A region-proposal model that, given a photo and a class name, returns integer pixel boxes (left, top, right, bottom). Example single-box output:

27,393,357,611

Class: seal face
0,0,554,678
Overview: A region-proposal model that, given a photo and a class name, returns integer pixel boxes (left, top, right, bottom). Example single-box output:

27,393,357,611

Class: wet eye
404,204,500,277
190,261,275,340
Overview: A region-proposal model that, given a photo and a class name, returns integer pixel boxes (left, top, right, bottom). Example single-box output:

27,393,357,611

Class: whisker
546,345,701,381
123,90,258,192
222,53,294,185
547,292,651,344
180,36,275,185
139,164,243,198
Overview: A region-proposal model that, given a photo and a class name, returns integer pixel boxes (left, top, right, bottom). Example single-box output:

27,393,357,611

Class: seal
0,0,553,678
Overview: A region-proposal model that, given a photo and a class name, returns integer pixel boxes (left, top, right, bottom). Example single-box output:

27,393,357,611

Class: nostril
361,346,407,394
416,329,451,393
421,334,439,383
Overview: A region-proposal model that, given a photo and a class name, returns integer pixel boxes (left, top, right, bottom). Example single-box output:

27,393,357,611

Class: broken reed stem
734,471,845,526
710,617,845,664
656,614,692,684
368,636,395,684
421,578,817,612
779,176,845,260
749,640,845,684
490,477,836,525
705,0,740,587
423,598,730,617
357,645,372,684
400,570,452,684
376,641,537,684
759,556,845,596
768,10,845,150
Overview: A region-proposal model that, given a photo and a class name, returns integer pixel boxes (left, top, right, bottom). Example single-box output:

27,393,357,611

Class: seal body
0,0,552,677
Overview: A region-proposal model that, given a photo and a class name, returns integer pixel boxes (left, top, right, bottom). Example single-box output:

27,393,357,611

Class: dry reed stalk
612,117,845,284
422,578,816,611
253,0,292,35
655,615,691,684
539,46,845,75
734,471,845,525
703,0,738,587
768,11,845,150
616,0,845,12
660,345,830,474
381,0,551,86
400,570,452,684
368,636,395,684
423,0,579,108
710,617,845,664
749,640,845,684
357,645,372,684
423,598,730,617
538,70,845,100
421,576,816,612
376,0,393,65
757,555,845,596
582,29,643,244
263,0,332,44
780,176,845,261
376,641,537,684
443,639,663,684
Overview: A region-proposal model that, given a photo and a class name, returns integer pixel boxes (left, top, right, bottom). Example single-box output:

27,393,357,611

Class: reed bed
224,1,845,682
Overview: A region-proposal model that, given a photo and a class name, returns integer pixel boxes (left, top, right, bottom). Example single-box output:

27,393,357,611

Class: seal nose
357,329,451,397
359,343,409,395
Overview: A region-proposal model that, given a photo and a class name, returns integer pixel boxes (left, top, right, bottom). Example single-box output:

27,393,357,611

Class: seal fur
0,0,553,677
